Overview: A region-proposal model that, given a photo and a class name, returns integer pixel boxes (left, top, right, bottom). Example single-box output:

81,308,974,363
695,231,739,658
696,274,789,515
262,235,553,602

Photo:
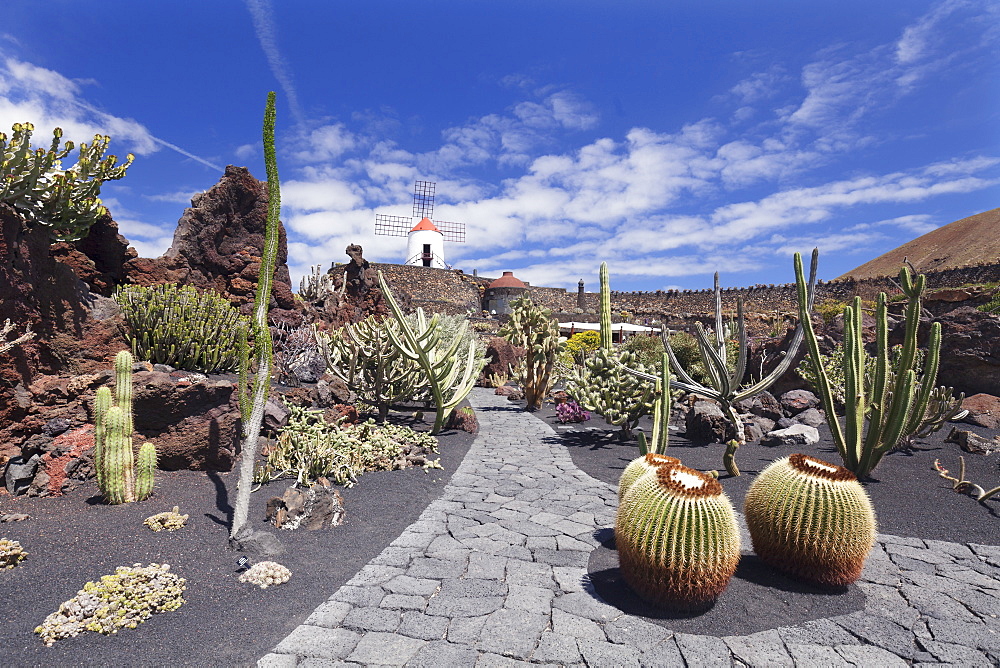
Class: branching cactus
92,351,155,504
378,271,486,434
497,295,563,411
316,316,425,420
0,319,35,355
641,251,819,476
794,253,943,479
0,122,134,242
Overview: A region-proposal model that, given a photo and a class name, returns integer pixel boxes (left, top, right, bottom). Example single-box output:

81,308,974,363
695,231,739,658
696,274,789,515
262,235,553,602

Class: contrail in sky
244,0,306,125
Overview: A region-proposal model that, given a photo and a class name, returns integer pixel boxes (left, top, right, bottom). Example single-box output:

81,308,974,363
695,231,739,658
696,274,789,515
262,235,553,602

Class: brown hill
837,207,1000,280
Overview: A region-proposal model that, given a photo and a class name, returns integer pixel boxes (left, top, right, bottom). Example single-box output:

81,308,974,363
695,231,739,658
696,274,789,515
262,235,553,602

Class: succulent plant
497,294,563,411
239,561,292,588
93,351,155,504
616,462,740,609
617,453,680,502
144,506,189,532
0,538,28,568
114,283,251,374
744,454,876,587
35,563,185,645
0,318,34,355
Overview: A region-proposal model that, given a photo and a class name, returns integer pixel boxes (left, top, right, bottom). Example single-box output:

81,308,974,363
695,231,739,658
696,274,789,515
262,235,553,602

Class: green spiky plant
316,316,425,421
565,263,656,435
230,92,281,544
616,462,740,609
92,350,156,504
378,271,485,434
0,122,134,242
646,250,819,476
114,283,251,373
617,452,680,501
497,294,563,411
744,454,876,587
793,253,943,479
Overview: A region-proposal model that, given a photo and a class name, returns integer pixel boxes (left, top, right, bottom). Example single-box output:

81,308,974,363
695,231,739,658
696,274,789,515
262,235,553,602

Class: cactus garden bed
0,413,474,665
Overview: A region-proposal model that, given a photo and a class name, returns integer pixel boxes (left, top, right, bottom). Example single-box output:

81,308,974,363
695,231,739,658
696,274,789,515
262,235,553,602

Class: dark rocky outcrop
931,307,1000,397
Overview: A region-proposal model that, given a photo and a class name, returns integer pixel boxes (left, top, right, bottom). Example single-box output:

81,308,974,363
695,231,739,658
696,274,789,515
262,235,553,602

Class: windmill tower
374,181,466,268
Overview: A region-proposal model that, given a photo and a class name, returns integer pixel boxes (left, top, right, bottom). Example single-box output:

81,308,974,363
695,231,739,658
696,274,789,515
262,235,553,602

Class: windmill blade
413,180,436,220
374,214,413,238
433,220,466,243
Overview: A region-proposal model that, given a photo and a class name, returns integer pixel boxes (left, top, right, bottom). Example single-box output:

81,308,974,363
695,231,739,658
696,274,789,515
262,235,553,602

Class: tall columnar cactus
635,352,671,455
618,452,680,501
497,294,563,411
616,462,740,609
639,251,819,477
793,253,942,479
744,454,876,587
378,272,486,434
0,122,134,242
566,263,656,435
92,351,155,504
316,316,425,421
231,92,281,544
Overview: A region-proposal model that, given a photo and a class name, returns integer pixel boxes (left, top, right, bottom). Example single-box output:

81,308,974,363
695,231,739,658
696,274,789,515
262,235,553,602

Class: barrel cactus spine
616,463,740,609
618,453,681,502
744,454,876,587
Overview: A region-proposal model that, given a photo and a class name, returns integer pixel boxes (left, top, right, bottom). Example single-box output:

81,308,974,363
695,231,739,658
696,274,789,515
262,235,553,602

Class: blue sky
2,0,998,292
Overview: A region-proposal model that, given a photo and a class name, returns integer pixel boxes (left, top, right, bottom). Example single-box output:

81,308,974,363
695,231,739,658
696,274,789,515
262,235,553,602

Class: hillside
837,207,1000,280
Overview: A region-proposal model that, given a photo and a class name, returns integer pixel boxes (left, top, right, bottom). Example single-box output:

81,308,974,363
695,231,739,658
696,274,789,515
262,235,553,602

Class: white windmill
374,181,466,268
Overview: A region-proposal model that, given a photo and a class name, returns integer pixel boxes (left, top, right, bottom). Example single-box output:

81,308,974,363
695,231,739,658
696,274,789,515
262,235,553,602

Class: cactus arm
862,294,891,459
731,298,749,390
231,92,280,543
599,262,612,350
100,406,133,504
134,442,157,502
693,322,731,398
114,351,134,440
648,352,671,454
842,298,866,471
92,386,112,494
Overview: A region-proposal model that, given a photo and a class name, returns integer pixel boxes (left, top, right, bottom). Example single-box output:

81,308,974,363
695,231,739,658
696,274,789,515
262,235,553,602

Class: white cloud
235,143,257,159
244,0,304,125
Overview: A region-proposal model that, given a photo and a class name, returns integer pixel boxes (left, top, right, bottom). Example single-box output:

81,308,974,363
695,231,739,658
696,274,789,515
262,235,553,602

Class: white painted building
406,217,447,268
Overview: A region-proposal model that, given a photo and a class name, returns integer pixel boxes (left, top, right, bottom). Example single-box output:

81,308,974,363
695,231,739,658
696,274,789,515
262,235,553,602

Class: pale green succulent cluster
1,122,133,242
238,561,292,588
566,348,656,434
35,563,185,646
255,402,440,487
114,283,251,374
498,295,563,411
143,506,189,532
0,538,28,568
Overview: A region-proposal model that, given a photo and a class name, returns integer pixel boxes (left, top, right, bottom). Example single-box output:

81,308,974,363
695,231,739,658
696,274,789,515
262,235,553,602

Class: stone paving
259,389,1000,667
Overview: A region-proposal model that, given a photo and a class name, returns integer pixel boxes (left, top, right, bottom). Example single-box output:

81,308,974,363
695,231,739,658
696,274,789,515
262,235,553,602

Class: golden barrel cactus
616,463,740,609
618,453,681,502
744,453,877,587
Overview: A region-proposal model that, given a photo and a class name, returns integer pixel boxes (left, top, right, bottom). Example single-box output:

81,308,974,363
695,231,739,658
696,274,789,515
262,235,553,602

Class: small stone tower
406,218,446,268
483,271,528,315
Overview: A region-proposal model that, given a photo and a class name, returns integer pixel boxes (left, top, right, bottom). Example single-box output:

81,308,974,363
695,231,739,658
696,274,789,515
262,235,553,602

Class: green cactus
599,262,613,351
793,252,944,479
317,315,425,421
114,283,251,373
497,294,563,411
616,462,741,609
92,351,155,504
378,272,486,434
231,92,281,543
618,453,680,502
0,122,133,242
636,352,672,455
744,454,876,587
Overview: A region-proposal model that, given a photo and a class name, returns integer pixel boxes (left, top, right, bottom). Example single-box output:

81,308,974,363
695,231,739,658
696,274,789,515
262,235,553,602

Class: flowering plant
556,400,591,423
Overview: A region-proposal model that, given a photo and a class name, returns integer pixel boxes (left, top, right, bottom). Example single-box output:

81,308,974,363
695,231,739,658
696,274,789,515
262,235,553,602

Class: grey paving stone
934,563,1000,590
475,652,535,667
525,536,558,550
257,653,298,668
923,539,975,560
477,609,549,659
344,632,425,666
379,594,427,611
439,578,508,597
425,593,505,617
506,583,554,611
785,643,851,666
834,611,916,659
835,643,909,666
531,548,591,567
920,639,995,666
639,638,685,667
396,611,449,641
531,631,582,664
552,566,588,593
577,638,642,667
447,614,489,644
898,583,983,623
390,531,436,549
890,554,939,574
406,556,469,579
723,629,794,667
406,640,480,667
857,581,921,629
674,633,734,667
426,534,466,553
273,626,361,660
296,658,344,667
330,585,385,607
970,542,1000,567
604,616,671,652
305,600,352,629
884,543,954,565
342,606,401,633
556,535,593,551
926,616,1000,651
506,559,555,588
383,575,440,596
551,608,606,641
552,591,622,623
879,534,926,548
370,547,414,567
467,552,507,579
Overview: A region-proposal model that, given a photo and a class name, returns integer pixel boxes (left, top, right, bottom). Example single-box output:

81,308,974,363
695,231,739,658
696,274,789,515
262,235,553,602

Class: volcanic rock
960,393,1000,430
684,400,737,444
761,424,821,447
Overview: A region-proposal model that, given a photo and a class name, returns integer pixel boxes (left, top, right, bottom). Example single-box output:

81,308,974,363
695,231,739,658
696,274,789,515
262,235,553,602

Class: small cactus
744,454,876,587
616,463,740,609
618,453,680,502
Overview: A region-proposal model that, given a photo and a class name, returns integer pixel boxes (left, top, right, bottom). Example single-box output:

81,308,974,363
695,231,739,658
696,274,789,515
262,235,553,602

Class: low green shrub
560,330,601,365
620,334,665,370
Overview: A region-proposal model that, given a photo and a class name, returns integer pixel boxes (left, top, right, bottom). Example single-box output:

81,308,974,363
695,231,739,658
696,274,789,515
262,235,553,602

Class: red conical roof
410,217,441,233
488,271,527,289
